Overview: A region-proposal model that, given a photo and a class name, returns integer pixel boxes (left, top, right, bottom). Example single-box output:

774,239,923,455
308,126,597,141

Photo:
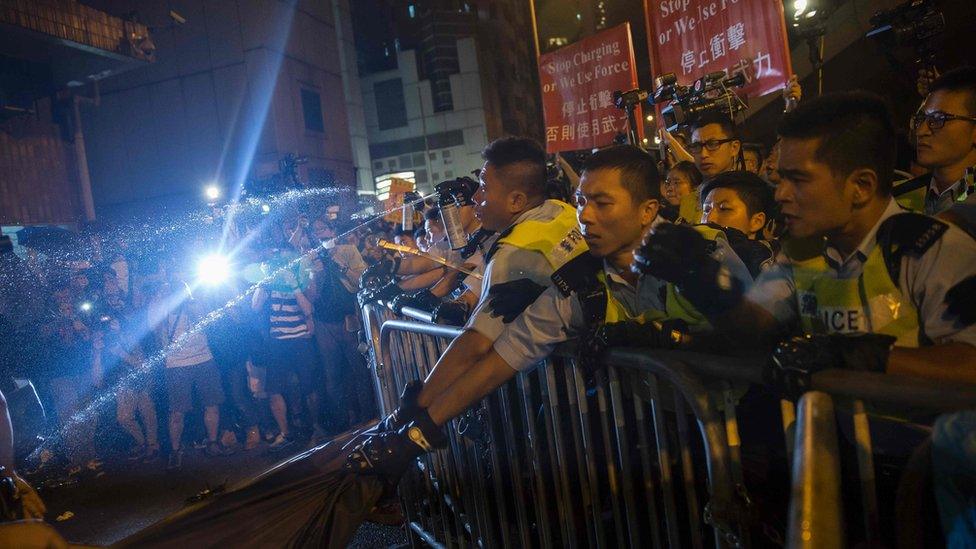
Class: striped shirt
269,290,311,339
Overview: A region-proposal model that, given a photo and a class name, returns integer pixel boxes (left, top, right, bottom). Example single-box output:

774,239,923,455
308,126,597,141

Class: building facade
353,0,542,195
77,0,363,216
0,0,151,226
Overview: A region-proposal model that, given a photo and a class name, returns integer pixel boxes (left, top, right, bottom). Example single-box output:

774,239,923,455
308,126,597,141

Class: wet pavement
35,440,407,547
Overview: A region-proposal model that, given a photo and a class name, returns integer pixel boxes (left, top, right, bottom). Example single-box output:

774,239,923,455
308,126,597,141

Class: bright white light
197,254,231,286
646,114,654,122
205,185,221,201
261,203,271,214
793,0,807,16
806,9,817,17
654,136,662,145
79,302,93,312
642,137,649,144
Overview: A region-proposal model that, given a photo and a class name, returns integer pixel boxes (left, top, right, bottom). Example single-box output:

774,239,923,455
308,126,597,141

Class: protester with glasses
895,66,976,215
673,113,743,224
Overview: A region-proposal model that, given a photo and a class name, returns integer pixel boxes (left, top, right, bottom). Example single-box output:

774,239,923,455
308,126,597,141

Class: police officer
344,136,593,467
344,145,753,478
636,91,976,383
895,66,976,215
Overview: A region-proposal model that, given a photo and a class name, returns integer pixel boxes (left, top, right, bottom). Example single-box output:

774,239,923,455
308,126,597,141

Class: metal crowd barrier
362,304,756,548
359,303,976,548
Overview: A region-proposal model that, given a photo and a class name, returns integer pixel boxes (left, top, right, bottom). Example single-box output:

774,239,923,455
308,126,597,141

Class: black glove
485,278,548,323
390,289,441,315
372,380,423,434
345,409,447,481
945,275,976,327
632,224,743,316
767,333,896,399
360,256,400,287
432,300,470,326
597,318,690,348
358,280,402,308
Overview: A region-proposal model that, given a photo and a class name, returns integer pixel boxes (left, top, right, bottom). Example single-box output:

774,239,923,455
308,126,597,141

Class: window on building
398,154,412,168
408,4,416,18
388,159,397,168
442,149,452,158
374,79,408,130
412,153,425,166
429,151,437,160
301,89,325,133
415,170,428,184
445,170,453,178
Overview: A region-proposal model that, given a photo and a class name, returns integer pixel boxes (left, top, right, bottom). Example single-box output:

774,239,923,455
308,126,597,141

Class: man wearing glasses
897,66,976,215
688,112,742,178
674,112,742,223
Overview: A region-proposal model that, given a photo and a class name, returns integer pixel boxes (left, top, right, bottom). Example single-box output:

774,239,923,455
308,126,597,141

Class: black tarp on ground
115,429,386,549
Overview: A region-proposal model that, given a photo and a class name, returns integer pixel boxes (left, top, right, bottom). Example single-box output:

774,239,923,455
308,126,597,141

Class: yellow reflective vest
493,200,588,270
790,238,921,348
595,270,667,324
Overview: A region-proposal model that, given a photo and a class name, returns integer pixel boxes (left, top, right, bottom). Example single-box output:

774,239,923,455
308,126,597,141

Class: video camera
866,0,944,69
652,71,748,132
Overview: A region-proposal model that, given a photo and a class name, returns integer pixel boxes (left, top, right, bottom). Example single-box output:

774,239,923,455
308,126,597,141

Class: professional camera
866,0,944,68
652,71,748,132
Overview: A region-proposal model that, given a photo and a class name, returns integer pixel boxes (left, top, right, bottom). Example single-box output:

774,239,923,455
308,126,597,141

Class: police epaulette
877,212,948,282
550,251,603,297
892,174,929,197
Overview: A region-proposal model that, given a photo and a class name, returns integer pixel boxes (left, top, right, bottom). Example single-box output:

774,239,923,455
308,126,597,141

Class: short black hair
691,111,738,139
699,171,774,218
424,206,441,222
929,66,976,114
481,136,547,198
778,91,896,194
742,143,765,165
668,160,703,188
582,145,661,203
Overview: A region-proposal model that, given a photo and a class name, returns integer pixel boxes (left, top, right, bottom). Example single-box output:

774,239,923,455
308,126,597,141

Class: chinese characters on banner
538,23,641,153
643,0,792,98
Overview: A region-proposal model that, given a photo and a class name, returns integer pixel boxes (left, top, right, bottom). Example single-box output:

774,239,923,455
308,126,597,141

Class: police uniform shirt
465,201,580,342
493,263,667,372
493,217,754,372
748,198,976,347
926,168,974,216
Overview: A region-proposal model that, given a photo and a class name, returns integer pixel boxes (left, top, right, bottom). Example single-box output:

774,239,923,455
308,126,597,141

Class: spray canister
435,180,468,250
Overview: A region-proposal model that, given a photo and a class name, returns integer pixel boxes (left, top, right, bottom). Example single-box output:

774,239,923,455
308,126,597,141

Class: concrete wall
80,0,356,215
361,37,488,194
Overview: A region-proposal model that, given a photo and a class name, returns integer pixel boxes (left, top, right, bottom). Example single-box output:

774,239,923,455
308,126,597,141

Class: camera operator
634,91,976,384
308,214,373,434
148,264,226,469
895,66,976,217
94,290,160,462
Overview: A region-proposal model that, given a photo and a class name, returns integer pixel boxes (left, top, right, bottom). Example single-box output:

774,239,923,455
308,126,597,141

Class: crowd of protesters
0,193,407,477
